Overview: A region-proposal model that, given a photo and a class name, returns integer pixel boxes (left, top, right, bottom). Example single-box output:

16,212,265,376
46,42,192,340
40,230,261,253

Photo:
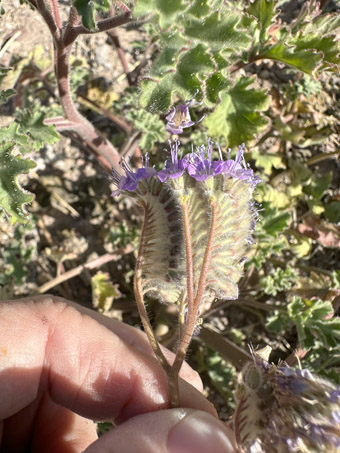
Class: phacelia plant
111,137,259,405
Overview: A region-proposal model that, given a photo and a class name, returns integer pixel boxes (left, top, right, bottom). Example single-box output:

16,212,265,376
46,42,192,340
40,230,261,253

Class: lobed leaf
134,0,187,28
183,11,251,52
261,42,322,75
92,271,121,313
0,143,36,224
16,111,60,151
247,0,276,43
204,76,270,147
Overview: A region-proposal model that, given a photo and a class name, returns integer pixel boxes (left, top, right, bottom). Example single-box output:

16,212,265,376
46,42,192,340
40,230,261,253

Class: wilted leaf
92,271,121,313
297,214,340,248
251,149,285,175
0,143,36,224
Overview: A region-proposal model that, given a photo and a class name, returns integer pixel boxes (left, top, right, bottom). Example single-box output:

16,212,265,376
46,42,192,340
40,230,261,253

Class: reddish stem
108,28,134,86
193,202,216,308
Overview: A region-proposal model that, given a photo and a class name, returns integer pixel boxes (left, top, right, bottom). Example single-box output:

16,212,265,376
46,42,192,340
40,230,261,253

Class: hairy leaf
204,77,269,146
140,44,214,112
0,123,29,150
16,111,60,151
0,143,36,224
291,33,340,71
134,0,186,27
183,11,250,52
247,0,276,43
261,42,322,75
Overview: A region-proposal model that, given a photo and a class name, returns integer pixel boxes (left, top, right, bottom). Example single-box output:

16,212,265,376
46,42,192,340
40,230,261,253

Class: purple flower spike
157,139,189,182
111,154,156,196
165,90,205,135
187,139,224,181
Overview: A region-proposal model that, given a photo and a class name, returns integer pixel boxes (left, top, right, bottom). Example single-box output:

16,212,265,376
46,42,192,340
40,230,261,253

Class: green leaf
140,44,214,112
204,77,269,147
134,0,187,27
288,297,340,349
73,0,110,30
247,0,276,43
303,171,332,200
0,123,29,150
0,88,16,104
204,349,237,405
291,33,340,70
261,42,323,75
187,0,210,18
16,111,60,151
183,11,251,52
206,72,231,104
261,207,290,236
0,143,36,224
261,265,298,296
325,202,340,224
257,184,290,209
91,271,121,313
251,149,285,175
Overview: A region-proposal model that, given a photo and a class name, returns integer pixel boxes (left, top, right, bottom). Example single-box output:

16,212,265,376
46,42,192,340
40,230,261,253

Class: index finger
0,296,215,424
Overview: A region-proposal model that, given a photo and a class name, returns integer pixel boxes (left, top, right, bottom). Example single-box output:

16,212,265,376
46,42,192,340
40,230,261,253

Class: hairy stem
167,199,197,407
29,0,131,170
194,201,217,308
134,205,170,373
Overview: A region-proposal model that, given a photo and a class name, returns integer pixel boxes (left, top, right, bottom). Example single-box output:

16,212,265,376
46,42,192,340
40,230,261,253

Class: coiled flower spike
111,140,259,304
234,347,340,453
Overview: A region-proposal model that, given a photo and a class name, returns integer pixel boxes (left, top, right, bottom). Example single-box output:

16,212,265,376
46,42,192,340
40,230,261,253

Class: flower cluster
235,348,340,453
110,139,259,306
111,139,259,196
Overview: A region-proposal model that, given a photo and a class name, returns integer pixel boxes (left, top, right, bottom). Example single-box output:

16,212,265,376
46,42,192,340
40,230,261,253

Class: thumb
84,409,235,453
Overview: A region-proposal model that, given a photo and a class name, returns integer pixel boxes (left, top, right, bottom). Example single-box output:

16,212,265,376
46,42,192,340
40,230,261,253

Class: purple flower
221,144,260,187
165,90,205,135
157,139,189,182
187,139,224,181
111,154,156,196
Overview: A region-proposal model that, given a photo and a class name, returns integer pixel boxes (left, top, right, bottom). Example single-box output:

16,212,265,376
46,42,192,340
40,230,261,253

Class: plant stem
134,204,170,373
167,199,196,407
168,200,217,407
194,201,216,308
28,0,133,170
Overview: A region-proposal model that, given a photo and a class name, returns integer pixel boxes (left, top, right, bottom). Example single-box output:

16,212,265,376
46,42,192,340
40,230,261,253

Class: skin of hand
0,295,236,453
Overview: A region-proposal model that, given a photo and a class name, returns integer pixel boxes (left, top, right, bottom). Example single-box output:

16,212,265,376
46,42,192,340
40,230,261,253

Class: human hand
0,295,235,452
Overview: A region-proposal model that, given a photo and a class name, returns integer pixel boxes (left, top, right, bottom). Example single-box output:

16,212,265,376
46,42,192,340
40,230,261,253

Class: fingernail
167,411,235,453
